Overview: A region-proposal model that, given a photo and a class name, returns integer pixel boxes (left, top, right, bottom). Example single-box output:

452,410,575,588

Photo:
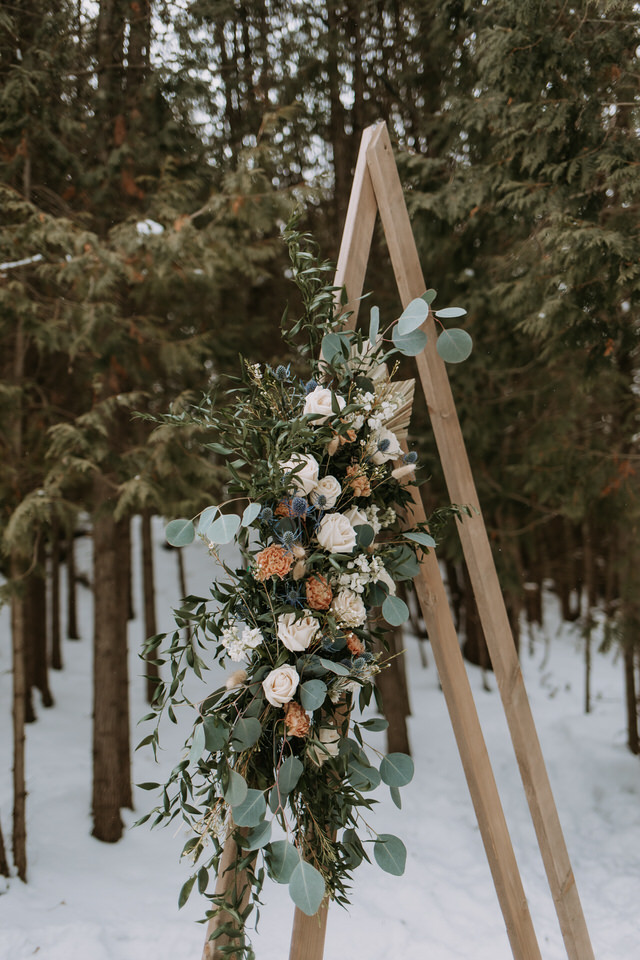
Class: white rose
303,386,345,424
308,725,341,766
262,665,300,707
369,427,403,465
280,453,320,496
277,612,320,652
342,504,368,528
317,513,357,554
310,475,342,509
331,589,367,627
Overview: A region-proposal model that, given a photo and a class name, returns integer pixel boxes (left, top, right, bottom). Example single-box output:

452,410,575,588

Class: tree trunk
624,644,639,756
50,519,63,670
10,556,28,881
0,813,10,877
117,517,133,810
141,510,160,703
25,547,54,709
582,519,596,716
66,525,80,640
91,481,128,842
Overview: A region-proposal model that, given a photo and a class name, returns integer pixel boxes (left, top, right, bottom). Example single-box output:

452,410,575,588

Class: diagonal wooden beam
290,120,542,960
365,121,595,960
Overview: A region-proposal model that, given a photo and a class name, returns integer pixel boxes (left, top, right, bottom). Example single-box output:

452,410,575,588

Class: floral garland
138,230,472,958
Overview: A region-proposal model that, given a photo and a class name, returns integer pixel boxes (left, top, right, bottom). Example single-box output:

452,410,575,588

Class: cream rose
308,725,341,766
317,513,357,554
277,612,320,652
303,386,345,423
331,589,367,628
310,475,342,509
280,453,320,496
262,665,300,707
342,504,368,528
369,427,403,465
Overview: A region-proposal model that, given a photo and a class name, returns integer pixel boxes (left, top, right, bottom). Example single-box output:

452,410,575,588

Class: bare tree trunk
141,510,160,703
0,812,10,877
26,546,54,709
116,517,133,811
91,482,126,842
10,557,28,881
624,644,639,756
176,546,192,644
50,519,63,669
66,525,80,640
582,519,596,716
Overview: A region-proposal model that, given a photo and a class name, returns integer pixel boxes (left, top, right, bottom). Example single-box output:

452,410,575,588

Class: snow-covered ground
0,520,638,960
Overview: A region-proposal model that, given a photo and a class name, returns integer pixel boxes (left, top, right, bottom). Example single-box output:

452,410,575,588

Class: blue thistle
304,378,318,394
313,493,327,509
259,506,274,522
291,496,308,517
275,364,290,381
403,451,418,464
377,438,391,453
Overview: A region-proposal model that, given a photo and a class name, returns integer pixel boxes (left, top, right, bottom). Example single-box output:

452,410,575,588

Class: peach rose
284,701,310,738
346,464,372,498
345,632,366,656
305,574,333,611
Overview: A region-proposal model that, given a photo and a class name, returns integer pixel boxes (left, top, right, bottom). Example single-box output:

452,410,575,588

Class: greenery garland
137,226,472,958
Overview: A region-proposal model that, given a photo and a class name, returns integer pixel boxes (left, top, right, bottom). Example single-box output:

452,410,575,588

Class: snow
0,519,638,960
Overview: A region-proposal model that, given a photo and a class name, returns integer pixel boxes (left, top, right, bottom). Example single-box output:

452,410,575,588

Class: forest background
0,0,639,888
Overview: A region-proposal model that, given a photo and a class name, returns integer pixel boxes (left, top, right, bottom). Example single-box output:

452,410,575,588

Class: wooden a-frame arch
204,121,595,960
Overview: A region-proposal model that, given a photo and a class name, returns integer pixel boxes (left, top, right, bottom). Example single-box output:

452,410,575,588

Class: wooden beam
365,121,595,960
290,123,542,960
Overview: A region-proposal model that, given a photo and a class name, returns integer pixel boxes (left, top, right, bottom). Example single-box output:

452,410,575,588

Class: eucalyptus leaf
422,288,437,304
436,328,473,364
245,819,272,851
381,595,410,627
360,717,389,732
367,581,390,606
404,531,436,549
288,860,326,916
300,679,327,712
188,723,206,764
231,789,267,827
207,513,241,545
266,840,300,884
203,716,229,752
369,305,380,345
373,834,407,876
391,325,428,357
223,768,248,807
230,716,262,751
434,306,467,318
166,518,195,547
397,297,429,336
355,524,375,548
390,785,402,809
380,752,415,787
197,505,219,536
241,502,261,527
277,755,304,795
318,657,350,676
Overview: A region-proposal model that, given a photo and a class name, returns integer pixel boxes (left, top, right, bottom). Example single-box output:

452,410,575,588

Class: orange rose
305,574,333,610
284,701,310,738
254,545,293,581
346,463,372,497
345,632,366,656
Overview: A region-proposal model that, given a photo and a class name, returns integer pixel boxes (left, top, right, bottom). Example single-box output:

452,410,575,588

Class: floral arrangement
138,229,472,958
